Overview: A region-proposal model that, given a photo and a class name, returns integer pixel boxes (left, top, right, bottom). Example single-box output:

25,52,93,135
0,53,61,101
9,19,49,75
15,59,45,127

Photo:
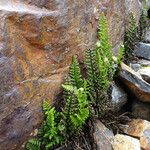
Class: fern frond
68,55,83,88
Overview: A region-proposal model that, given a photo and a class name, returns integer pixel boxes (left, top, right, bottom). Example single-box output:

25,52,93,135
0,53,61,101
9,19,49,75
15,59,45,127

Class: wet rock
119,63,150,102
93,120,114,150
133,42,150,60
112,134,140,150
123,119,150,150
132,100,150,121
111,83,127,112
0,0,142,149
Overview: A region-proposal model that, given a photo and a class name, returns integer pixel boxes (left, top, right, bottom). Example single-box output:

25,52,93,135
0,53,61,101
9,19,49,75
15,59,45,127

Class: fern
67,55,83,88
27,102,65,150
138,10,148,41
26,139,41,150
124,13,138,63
62,56,84,132
39,102,65,150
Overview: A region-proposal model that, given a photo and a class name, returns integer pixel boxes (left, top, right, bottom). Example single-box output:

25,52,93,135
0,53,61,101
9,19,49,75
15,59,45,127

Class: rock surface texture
112,134,141,150
93,120,114,150
123,119,150,150
0,0,141,149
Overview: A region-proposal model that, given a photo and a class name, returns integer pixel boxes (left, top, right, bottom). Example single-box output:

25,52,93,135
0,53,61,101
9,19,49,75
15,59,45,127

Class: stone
0,0,142,149
132,100,150,121
144,29,150,43
119,63,150,102
112,134,140,150
133,42,150,60
123,119,150,150
138,67,150,83
93,120,114,150
111,82,127,112
130,63,142,72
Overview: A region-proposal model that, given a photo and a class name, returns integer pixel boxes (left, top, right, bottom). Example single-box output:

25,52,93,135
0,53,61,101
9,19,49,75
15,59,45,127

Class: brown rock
112,134,141,150
132,100,150,121
0,0,141,149
119,63,150,102
93,120,114,150
123,119,150,150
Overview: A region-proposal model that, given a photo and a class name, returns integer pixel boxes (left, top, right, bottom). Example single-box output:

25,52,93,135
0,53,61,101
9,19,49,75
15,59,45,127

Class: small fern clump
26,101,65,150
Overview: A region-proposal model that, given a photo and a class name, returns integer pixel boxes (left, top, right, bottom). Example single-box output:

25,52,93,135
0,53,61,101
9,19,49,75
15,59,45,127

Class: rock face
0,0,141,149
119,63,150,102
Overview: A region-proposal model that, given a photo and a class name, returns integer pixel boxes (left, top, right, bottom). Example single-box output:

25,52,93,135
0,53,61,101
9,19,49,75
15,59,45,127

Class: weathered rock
93,120,114,150
138,67,150,83
0,0,142,149
144,29,150,43
112,134,140,150
133,42,150,60
111,83,127,112
132,100,150,121
119,63,150,102
123,119,150,150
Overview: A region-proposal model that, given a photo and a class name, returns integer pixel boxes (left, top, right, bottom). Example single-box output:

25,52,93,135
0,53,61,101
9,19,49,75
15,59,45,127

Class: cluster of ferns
26,13,132,150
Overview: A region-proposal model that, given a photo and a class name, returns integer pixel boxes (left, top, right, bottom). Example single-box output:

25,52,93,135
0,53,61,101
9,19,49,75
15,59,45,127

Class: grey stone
132,100,150,121
133,42,150,60
111,83,127,112
93,120,114,150
144,29,150,43
130,63,142,72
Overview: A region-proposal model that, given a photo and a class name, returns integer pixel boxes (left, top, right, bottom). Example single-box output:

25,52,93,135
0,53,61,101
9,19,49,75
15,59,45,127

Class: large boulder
0,0,141,149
